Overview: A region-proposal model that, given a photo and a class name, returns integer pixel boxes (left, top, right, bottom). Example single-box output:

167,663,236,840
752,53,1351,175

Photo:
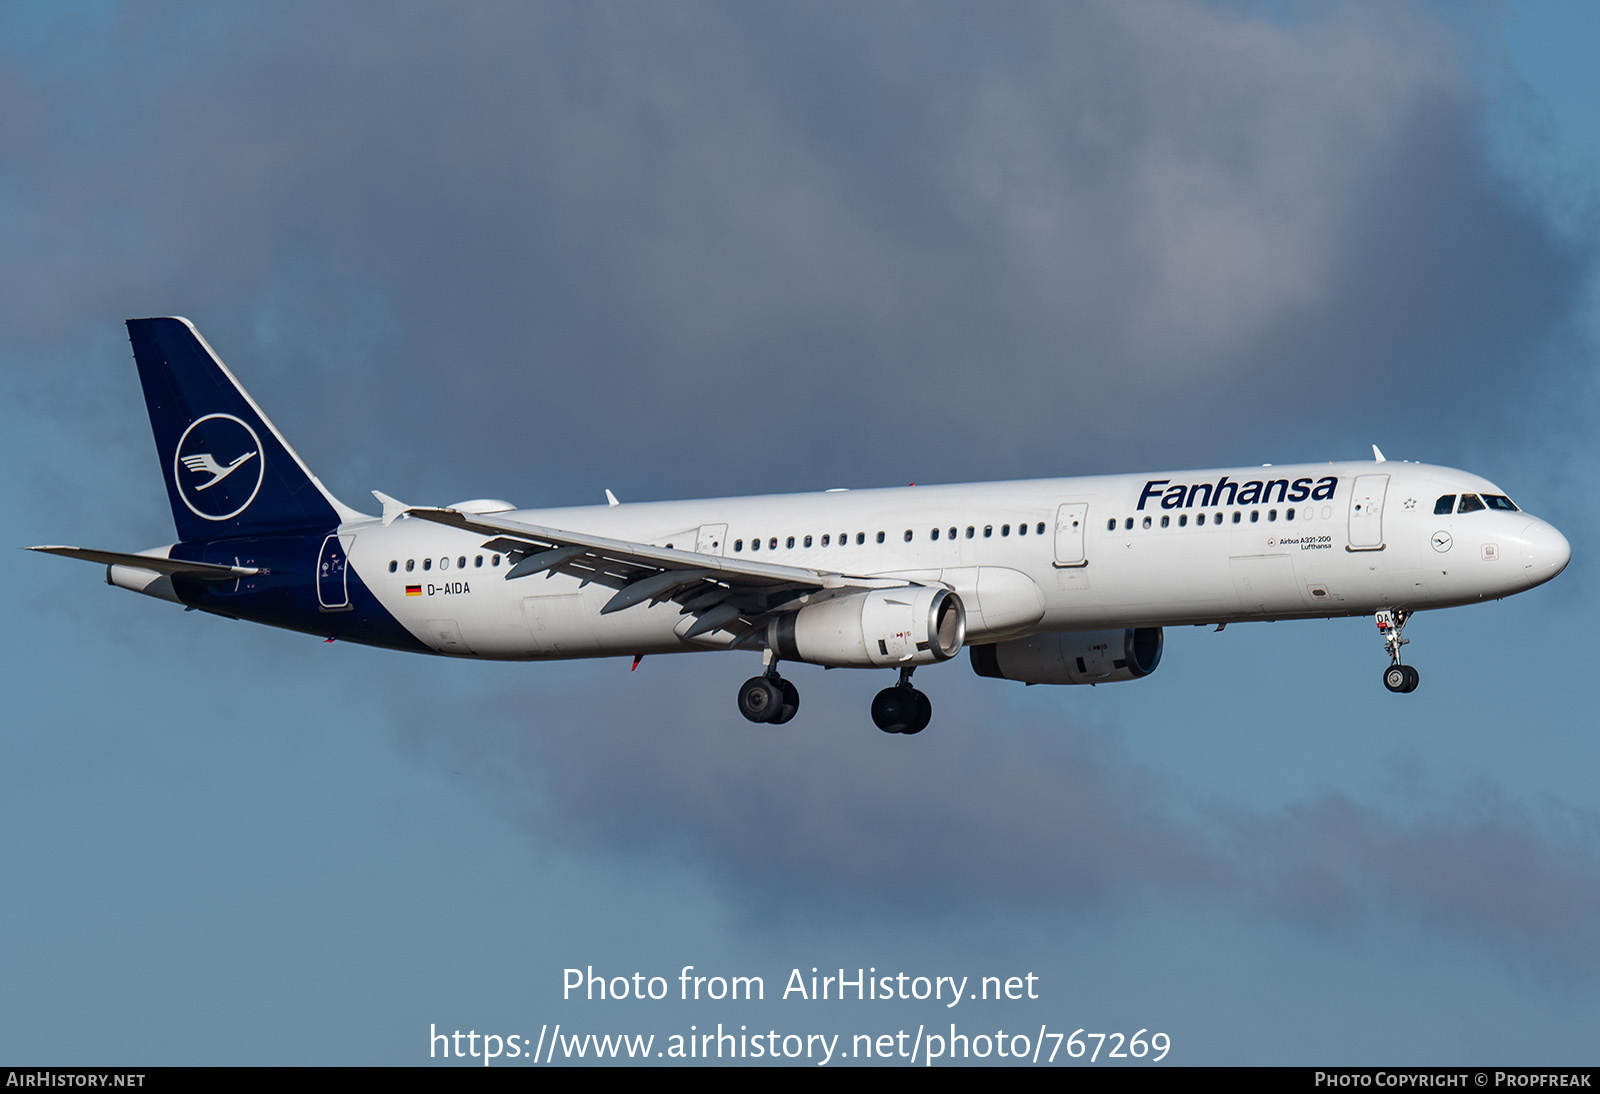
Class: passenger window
948,527,956,540
904,530,914,542
475,555,483,567
750,539,759,551
1250,511,1259,523
440,557,449,570
1196,513,1205,526
1003,524,1012,536
769,538,778,550
858,533,867,545
1457,494,1485,514
1122,519,1131,531
492,555,500,566
458,556,466,568
786,536,795,549
1142,516,1151,529
875,532,884,544
1106,519,1115,532
388,560,397,573
406,559,415,572
966,526,975,539
1018,523,1027,536
1232,512,1241,524
1036,522,1045,535
1285,509,1295,522
803,535,812,548
1434,495,1456,515
1268,509,1277,522
1161,515,1169,528
985,525,993,537
734,539,743,552
423,558,432,571
821,534,829,547
1179,514,1187,527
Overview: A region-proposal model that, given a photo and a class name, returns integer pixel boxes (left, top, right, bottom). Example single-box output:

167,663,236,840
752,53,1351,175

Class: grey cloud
392,662,1600,972
393,662,1229,920
2,1,1589,506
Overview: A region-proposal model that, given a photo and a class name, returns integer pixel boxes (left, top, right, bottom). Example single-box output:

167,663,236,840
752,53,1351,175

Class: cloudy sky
3,0,1597,1066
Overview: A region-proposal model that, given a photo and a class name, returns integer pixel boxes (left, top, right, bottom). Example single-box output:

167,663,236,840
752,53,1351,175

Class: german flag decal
406,585,422,596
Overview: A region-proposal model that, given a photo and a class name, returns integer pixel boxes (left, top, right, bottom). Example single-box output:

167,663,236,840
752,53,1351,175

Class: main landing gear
1376,609,1420,693
737,666,799,724
871,667,933,735
734,659,934,734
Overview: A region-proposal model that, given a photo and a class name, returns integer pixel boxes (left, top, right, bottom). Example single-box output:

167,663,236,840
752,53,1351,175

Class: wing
400,504,919,646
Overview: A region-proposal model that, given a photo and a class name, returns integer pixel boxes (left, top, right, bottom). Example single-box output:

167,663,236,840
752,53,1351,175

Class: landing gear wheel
871,686,932,734
773,678,800,725
902,689,933,735
1382,664,1420,694
738,676,783,723
871,686,911,733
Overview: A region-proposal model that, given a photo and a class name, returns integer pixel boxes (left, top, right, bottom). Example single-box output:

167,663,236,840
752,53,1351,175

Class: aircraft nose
1520,519,1571,587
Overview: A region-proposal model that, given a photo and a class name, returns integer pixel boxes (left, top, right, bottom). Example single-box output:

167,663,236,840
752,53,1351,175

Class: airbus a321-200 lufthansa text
33,319,1572,734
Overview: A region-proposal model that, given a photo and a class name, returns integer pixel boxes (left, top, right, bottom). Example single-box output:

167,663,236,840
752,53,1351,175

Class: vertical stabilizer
126,317,364,542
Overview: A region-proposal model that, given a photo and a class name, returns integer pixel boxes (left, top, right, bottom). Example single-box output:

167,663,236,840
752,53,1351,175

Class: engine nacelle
769,587,966,668
969,627,1163,685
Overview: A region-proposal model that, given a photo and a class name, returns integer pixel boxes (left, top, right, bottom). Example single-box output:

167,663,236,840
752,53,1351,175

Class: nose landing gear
1376,609,1420,693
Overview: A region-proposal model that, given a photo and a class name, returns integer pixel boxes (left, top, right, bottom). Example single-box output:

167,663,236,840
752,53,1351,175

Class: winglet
1372,445,1386,463
371,490,412,527
605,489,620,507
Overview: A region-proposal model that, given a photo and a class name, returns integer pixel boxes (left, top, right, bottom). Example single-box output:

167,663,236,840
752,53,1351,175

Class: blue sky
2,1,1596,1065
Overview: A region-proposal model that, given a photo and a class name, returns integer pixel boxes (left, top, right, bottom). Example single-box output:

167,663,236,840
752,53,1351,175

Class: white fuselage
349,460,1570,660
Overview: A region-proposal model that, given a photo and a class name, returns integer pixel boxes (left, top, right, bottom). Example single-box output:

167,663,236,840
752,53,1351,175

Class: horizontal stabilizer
28,545,258,580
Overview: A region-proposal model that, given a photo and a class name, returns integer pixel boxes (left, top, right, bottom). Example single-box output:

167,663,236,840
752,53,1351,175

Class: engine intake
969,627,1163,685
769,587,965,668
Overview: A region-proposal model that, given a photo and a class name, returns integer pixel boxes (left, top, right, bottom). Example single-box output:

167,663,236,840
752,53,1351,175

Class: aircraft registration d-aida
33,319,1571,734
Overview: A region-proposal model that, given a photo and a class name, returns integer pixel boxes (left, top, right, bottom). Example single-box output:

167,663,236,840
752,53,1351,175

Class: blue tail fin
126,317,361,542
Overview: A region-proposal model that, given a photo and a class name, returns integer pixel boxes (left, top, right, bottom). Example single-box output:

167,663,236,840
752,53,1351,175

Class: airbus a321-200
33,319,1571,734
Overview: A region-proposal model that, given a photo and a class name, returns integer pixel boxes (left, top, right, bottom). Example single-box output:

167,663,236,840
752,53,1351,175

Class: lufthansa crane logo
174,413,264,521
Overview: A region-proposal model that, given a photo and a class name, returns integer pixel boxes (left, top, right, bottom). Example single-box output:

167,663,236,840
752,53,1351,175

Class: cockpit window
1483,494,1519,511
1434,495,1456,515
1457,494,1485,514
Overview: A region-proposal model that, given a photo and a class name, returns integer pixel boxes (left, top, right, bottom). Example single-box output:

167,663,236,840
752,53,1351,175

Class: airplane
31,318,1572,735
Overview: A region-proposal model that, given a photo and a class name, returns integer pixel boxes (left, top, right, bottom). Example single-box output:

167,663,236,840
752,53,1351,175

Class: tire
738,676,782,723
901,689,933,735
871,687,911,733
1383,665,1408,693
773,678,800,725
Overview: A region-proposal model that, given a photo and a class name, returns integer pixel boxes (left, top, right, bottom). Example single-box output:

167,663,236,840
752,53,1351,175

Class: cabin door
1053,503,1089,567
317,534,354,610
1348,475,1389,551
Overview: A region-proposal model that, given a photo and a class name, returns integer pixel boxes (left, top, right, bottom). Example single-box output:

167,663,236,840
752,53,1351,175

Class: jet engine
969,627,1163,685
769,587,965,668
